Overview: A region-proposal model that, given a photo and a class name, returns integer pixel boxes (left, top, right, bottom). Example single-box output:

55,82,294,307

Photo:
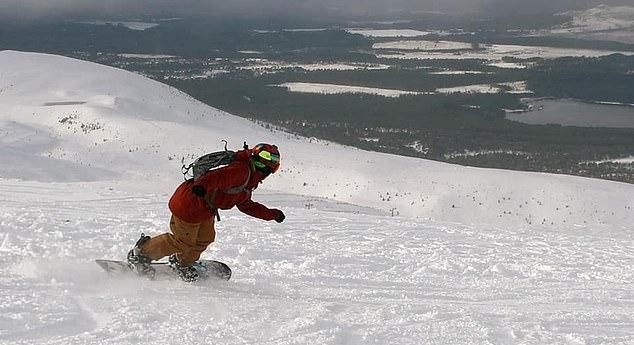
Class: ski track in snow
0,181,632,345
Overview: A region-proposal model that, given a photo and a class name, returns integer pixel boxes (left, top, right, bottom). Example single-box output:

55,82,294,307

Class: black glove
192,185,206,197
274,210,285,223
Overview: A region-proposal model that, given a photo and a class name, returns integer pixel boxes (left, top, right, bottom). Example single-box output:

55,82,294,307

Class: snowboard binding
168,254,199,282
127,233,156,279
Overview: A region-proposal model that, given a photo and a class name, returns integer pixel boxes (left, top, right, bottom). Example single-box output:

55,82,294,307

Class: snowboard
95,259,232,281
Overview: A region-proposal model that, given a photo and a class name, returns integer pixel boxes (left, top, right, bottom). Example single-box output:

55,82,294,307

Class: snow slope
549,5,634,44
0,50,633,344
1,50,631,228
554,5,634,34
1,180,632,345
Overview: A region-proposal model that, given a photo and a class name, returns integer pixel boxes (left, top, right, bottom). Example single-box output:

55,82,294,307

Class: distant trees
527,55,634,104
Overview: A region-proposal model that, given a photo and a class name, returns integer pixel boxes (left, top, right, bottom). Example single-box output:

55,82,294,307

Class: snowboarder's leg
166,216,215,282
175,217,215,266
139,215,214,264
138,215,196,260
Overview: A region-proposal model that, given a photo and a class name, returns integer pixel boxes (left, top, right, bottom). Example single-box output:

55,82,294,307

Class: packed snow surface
80,21,159,31
0,50,633,344
275,82,430,97
239,61,390,73
277,81,530,96
376,42,634,63
373,40,474,51
1,180,633,345
345,29,432,37
436,81,533,95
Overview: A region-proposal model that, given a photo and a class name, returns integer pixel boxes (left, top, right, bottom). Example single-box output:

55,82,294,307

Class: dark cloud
0,0,626,21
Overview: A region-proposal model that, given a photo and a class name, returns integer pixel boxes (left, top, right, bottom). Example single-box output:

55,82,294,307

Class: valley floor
0,180,632,344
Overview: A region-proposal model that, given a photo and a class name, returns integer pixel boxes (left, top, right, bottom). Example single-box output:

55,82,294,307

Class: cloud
0,0,623,21
0,0,481,21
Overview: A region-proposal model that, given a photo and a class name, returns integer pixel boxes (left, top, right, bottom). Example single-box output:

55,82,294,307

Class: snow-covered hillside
1,50,632,228
2,179,632,344
0,50,633,344
550,5,634,44
555,5,634,34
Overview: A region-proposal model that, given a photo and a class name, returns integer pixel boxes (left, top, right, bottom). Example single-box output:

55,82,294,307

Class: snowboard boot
168,254,199,282
127,233,156,279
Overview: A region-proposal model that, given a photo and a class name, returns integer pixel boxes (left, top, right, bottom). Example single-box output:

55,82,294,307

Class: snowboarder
127,143,285,281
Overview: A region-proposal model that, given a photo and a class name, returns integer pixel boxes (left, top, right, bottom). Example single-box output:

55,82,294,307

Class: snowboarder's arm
237,199,284,222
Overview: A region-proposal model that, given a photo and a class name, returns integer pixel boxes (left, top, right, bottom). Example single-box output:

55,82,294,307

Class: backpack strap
224,166,252,194
203,161,253,222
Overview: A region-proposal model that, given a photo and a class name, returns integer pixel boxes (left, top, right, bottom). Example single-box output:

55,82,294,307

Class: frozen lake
506,99,634,128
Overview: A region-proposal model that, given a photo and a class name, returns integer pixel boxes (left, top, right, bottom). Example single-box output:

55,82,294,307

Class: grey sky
0,0,625,21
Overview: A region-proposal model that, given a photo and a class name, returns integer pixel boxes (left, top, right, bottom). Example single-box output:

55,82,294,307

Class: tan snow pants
140,215,215,266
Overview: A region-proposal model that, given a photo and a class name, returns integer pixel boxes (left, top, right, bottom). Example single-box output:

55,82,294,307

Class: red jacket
169,150,281,223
